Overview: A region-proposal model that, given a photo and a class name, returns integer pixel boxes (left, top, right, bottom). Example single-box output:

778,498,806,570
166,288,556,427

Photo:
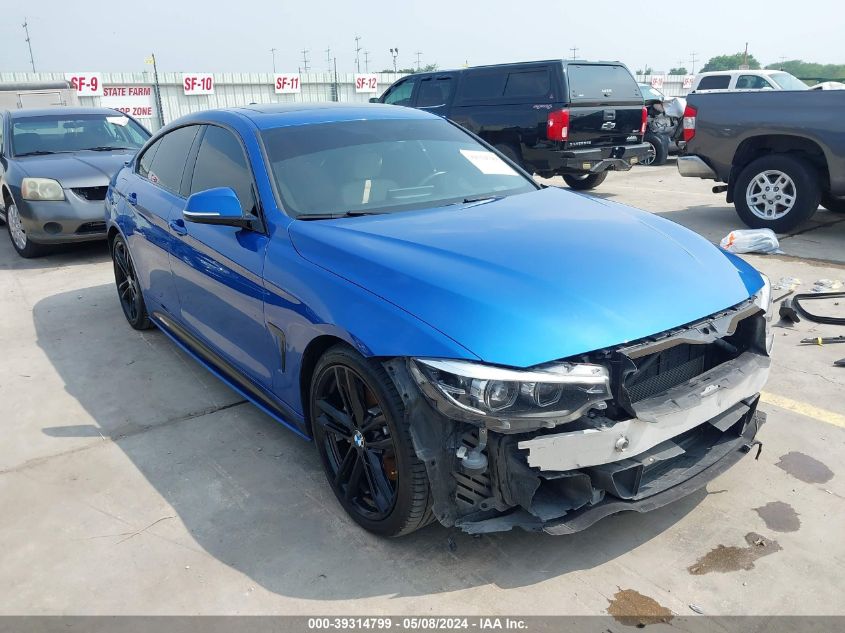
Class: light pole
354,35,362,73
390,47,399,77
271,48,277,73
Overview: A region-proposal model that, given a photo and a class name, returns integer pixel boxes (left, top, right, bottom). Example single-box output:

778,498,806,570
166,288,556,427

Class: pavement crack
781,364,843,387
782,217,845,240
0,399,248,477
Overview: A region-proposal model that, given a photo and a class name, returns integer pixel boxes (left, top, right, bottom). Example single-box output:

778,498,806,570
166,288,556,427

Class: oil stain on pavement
688,532,782,575
775,451,834,484
607,589,673,627
754,501,801,532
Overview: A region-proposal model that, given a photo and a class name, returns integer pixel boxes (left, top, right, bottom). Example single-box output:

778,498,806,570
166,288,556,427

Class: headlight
21,178,64,201
753,274,774,354
409,358,611,431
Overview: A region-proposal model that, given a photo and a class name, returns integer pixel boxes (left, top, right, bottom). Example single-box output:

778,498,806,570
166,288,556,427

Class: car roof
696,70,784,77
8,106,124,119
202,103,438,130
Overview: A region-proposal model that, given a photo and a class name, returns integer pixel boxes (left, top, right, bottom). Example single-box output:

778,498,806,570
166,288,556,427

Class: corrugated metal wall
0,71,408,131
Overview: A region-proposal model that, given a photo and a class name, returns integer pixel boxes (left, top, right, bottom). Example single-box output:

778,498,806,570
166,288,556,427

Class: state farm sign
101,86,154,119
274,74,301,94
65,72,103,97
183,73,214,95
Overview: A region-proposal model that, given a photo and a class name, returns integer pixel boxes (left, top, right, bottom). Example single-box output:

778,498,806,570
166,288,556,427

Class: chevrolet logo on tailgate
601,121,616,130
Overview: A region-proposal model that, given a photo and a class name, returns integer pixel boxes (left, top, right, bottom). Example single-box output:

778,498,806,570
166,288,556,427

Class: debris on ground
720,228,782,254
689,604,705,614
773,276,801,291
811,279,843,292
800,336,845,345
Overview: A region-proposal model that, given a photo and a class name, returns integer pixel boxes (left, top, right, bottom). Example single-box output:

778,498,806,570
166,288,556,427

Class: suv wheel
642,132,668,166
563,172,608,190
310,345,433,537
820,192,845,214
733,154,820,232
111,235,153,330
6,200,46,258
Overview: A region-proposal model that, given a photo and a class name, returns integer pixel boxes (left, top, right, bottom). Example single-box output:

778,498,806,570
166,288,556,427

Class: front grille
625,343,710,403
72,186,107,201
76,221,106,234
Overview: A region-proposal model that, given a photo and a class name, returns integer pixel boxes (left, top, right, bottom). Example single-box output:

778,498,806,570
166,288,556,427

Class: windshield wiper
296,210,385,221
15,150,58,157
79,146,135,152
461,195,503,205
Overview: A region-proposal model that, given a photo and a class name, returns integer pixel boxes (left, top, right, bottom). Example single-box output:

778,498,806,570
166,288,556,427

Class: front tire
310,345,432,537
563,171,609,190
733,154,821,232
6,201,46,258
111,235,153,330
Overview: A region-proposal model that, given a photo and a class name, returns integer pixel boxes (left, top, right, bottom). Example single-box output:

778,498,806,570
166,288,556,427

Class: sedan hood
290,187,763,367
16,151,135,188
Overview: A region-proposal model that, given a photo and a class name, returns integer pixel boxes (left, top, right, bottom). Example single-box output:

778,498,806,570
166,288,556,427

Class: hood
15,151,135,189
289,187,763,367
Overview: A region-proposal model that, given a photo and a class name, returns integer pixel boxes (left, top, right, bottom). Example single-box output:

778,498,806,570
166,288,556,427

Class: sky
1,0,843,75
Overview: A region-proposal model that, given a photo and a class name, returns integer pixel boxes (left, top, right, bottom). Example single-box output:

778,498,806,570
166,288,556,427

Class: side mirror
184,187,251,228
369,97,380,103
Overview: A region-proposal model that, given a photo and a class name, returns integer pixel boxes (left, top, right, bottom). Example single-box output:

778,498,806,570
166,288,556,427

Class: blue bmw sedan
106,103,772,537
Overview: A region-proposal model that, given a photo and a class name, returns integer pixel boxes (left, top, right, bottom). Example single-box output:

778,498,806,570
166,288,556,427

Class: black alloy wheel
112,235,152,330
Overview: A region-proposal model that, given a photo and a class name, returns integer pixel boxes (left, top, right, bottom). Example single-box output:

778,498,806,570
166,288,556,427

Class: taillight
682,104,697,142
547,109,569,142
640,106,648,135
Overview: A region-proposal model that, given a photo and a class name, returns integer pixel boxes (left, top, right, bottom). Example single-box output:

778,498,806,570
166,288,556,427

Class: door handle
127,192,138,206
169,218,188,236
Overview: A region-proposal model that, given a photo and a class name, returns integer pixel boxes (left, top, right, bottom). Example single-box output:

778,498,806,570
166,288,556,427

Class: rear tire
563,171,609,190
493,143,526,171
310,345,433,537
733,154,820,233
820,192,845,214
111,234,153,330
642,132,669,166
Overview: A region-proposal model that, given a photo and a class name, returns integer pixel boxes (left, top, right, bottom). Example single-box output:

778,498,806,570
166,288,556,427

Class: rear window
457,67,554,101
503,70,551,97
458,70,507,100
696,75,731,90
566,64,641,101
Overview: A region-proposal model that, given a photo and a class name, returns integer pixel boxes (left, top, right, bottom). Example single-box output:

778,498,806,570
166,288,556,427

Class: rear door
168,124,275,389
564,63,644,147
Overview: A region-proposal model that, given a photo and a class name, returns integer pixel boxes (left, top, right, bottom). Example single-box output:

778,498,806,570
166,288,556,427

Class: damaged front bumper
386,299,771,535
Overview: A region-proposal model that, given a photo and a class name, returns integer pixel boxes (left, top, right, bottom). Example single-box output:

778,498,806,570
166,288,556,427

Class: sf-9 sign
65,73,103,97
183,73,214,95
274,74,301,94
354,74,378,94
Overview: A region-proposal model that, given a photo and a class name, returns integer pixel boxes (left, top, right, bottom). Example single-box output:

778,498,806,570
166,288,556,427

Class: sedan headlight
753,274,774,353
21,178,64,201
409,358,611,431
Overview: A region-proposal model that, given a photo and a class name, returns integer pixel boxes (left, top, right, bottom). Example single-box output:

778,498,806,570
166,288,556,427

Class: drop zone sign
101,86,154,119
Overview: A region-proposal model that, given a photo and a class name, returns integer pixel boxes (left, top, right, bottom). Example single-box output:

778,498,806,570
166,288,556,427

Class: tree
635,66,654,75
764,59,845,81
669,66,688,75
701,53,761,72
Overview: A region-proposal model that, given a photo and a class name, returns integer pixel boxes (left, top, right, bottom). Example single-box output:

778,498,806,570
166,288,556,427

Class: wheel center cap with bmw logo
353,431,365,448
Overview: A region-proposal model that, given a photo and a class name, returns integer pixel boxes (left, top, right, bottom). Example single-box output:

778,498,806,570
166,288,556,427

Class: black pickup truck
677,90,845,231
375,60,650,190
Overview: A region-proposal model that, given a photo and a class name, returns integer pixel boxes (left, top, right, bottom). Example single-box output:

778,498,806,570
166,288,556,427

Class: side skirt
150,310,311,440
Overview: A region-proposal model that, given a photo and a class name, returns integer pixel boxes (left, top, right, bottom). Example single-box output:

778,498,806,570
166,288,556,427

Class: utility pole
354,35,362,73
325,47,331,73
147,53,165,128
332,57,339,102
364,50,370,72
22,18,35,72
570,46,579,60
415,51,422,71
742,42,748,68
690,52,699,74
270,48,277,73
301,49,310,72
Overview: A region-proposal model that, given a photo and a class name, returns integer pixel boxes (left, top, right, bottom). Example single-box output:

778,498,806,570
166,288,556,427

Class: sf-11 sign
183,73,214,95
354,74,378,94
650,75,665,89
65,72,103,97
274,74,301,94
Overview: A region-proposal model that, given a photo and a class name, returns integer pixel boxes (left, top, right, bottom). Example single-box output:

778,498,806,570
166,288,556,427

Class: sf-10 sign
355,74,378,94
274,74,301,94
183,73,214,95
65,72,103,97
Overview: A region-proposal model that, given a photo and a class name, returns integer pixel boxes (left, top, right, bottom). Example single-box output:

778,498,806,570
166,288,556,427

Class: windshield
261,118,538,217
11,113,150,156
769,73,809,90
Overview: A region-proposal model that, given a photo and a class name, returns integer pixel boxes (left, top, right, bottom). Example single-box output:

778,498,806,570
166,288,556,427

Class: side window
458,70,508,100
147,126,200,194
416,77,454,107
384,78,417,106
696,75,731,90
503,70,551,97
137,138,162,179
737,75,773,89
189,126,256,214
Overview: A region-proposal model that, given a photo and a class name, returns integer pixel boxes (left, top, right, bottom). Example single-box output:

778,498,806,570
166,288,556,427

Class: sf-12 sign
274,74,301,94
354,74,378,94
101,86,154,119
65,72,103,97
183,73,214,95
682,75,695,89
